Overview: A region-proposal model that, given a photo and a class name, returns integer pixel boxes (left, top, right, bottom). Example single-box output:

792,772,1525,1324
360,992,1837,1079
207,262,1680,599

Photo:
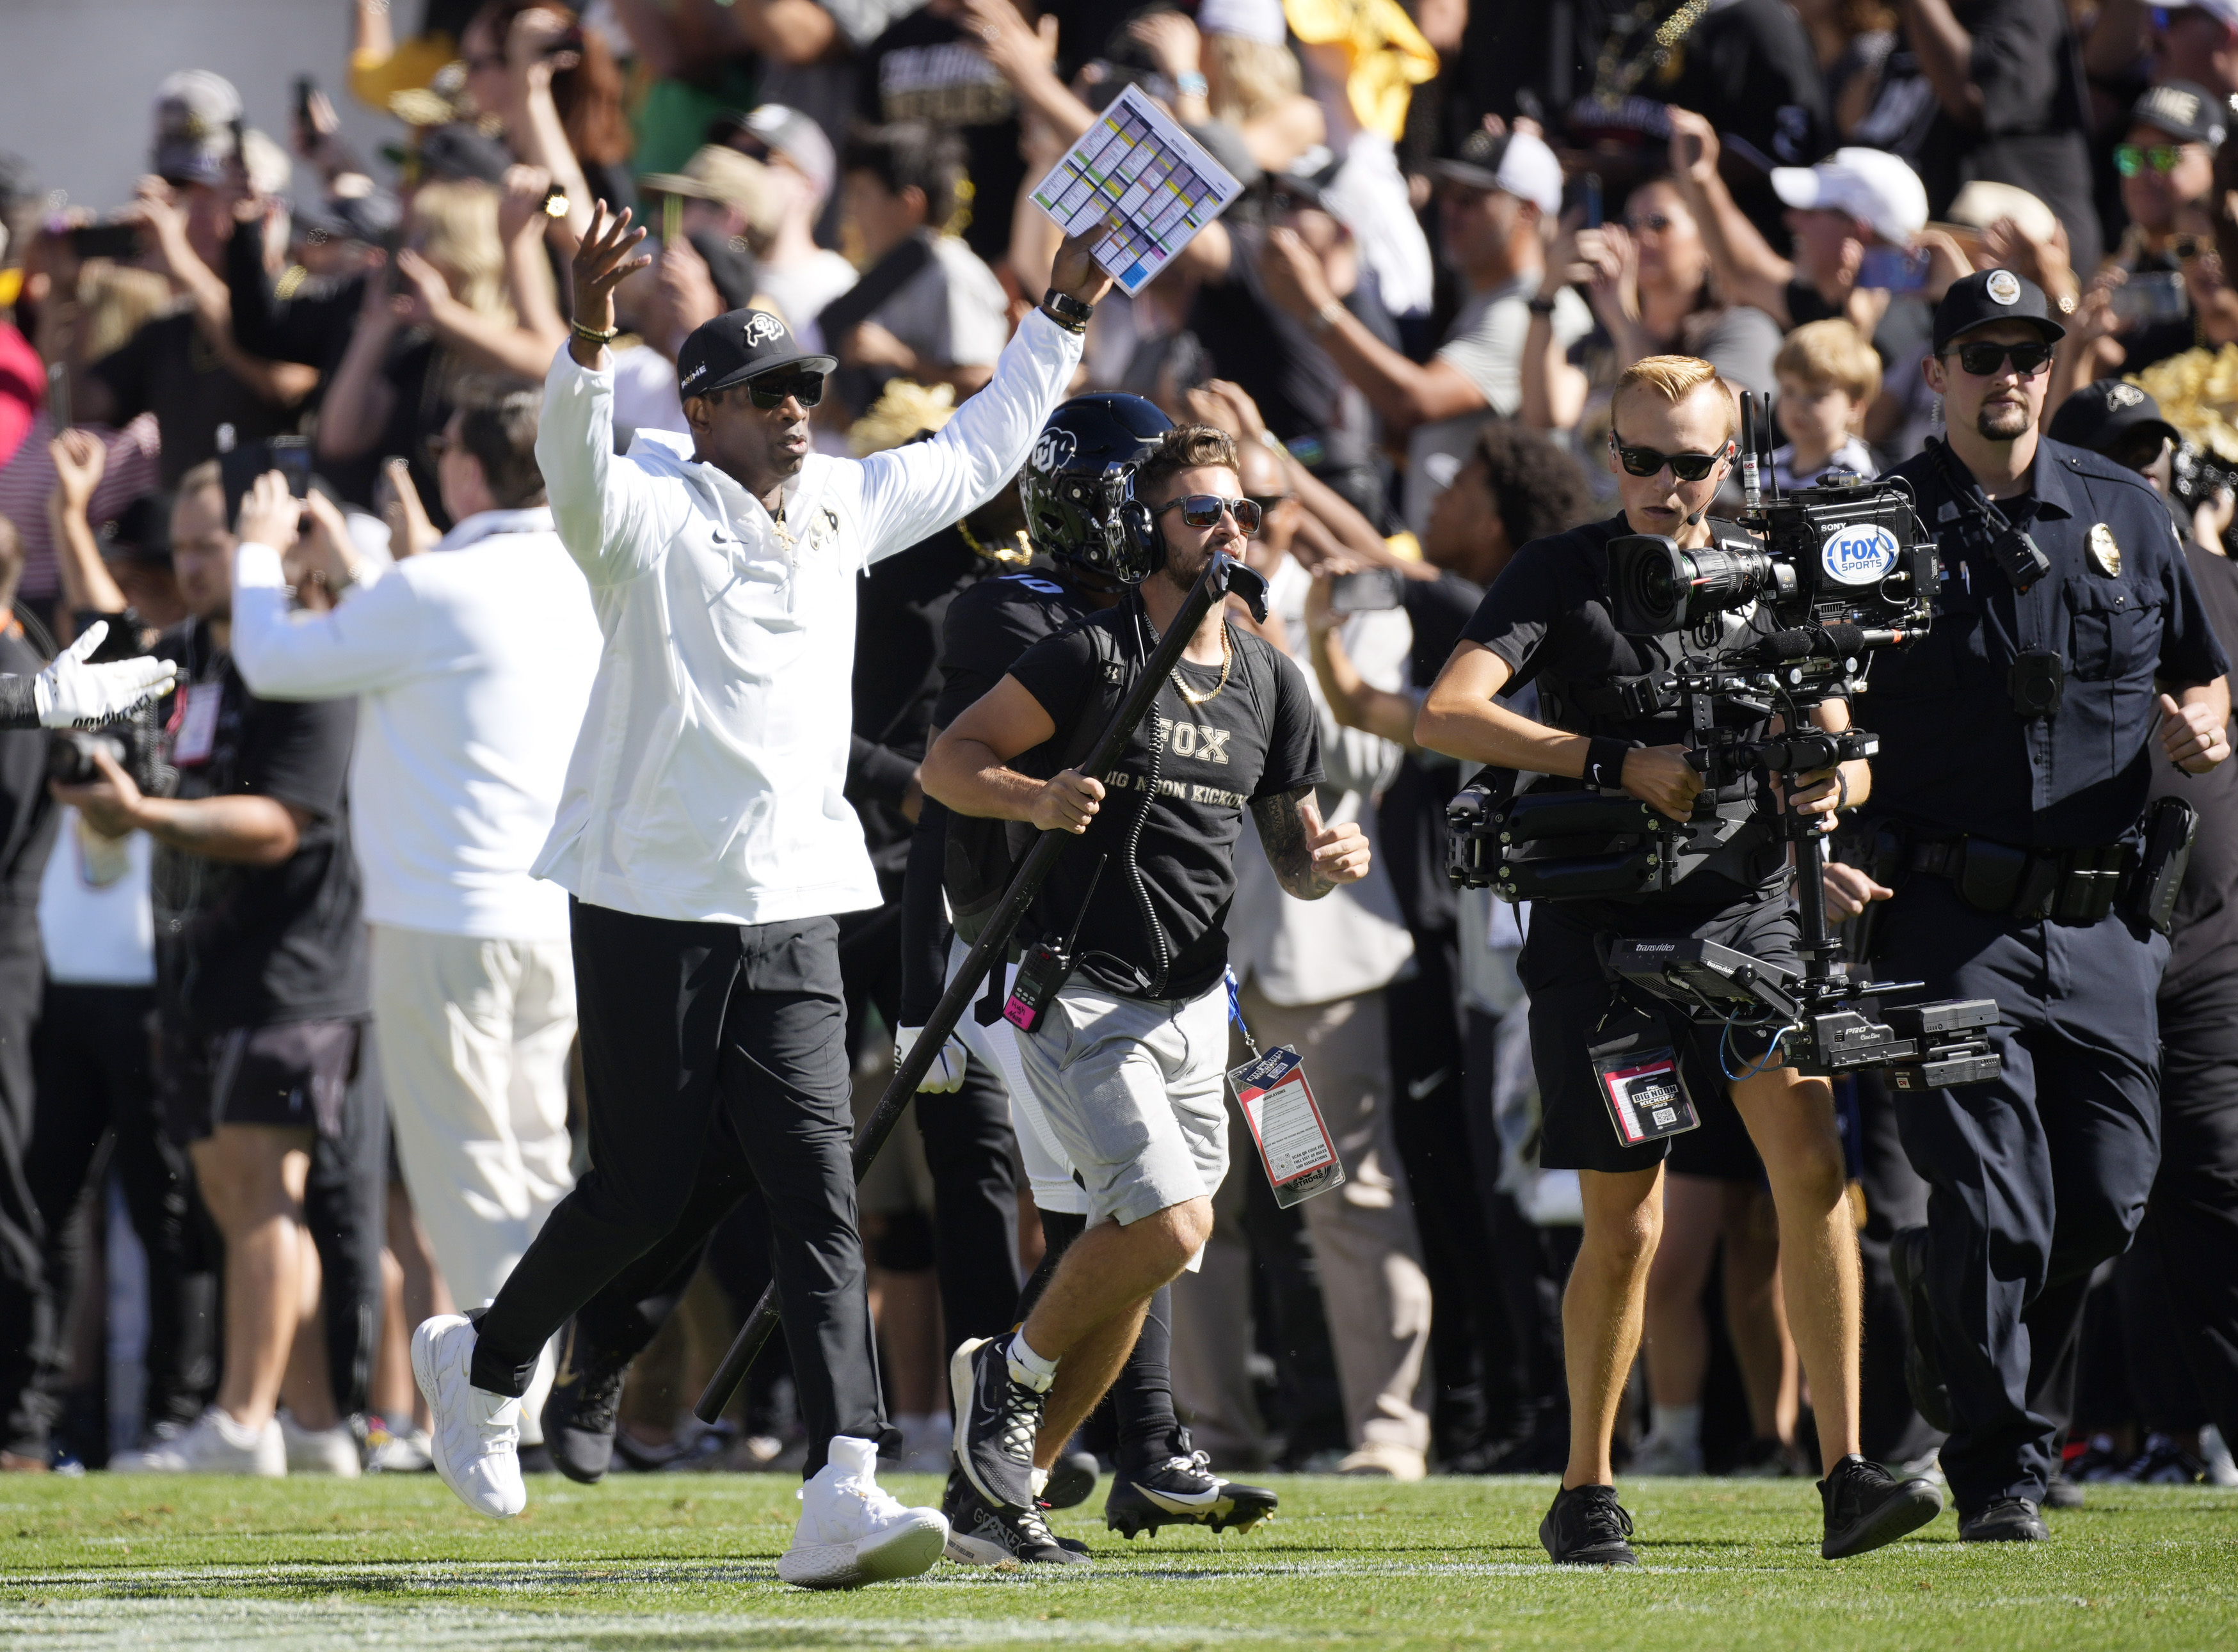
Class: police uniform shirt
1458,511,1786,909
1860,438,2230,849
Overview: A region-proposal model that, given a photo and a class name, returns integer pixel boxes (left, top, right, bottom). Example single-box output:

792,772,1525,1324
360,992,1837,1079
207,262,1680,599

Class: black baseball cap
2130,79,2228,148
1931,267,2067,353
676,307,835,399
2048,377,2182,456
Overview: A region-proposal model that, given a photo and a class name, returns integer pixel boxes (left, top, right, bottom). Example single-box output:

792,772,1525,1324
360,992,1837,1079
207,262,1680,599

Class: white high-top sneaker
279,1411,364,1476
411,1314,525,1518
778,1434,949,1589
113,1408,285,1476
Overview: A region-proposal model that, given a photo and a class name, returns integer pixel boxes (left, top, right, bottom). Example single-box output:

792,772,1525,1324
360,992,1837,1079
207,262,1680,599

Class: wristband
1585,736,1631,793
1307,298,1345,336
571,319,619,345
1526,294,1559,316
1042,288,1094,333
1176,70,1209,98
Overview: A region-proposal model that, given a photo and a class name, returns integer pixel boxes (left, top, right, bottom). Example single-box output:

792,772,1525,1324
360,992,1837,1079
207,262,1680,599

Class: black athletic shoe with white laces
950,1337,1044,1513
540,1317,633,1485
942,1467,1091,1566
1105,1447,1278,1539
1818,1454,1944,1559
1890,1228,1956,1433
1540,1484,1640,1566
1959,1497,2049,1542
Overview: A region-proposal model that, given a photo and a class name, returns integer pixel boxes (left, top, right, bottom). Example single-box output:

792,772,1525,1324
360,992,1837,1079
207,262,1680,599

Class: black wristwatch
1042,289,1095,333
1526,294,1560,317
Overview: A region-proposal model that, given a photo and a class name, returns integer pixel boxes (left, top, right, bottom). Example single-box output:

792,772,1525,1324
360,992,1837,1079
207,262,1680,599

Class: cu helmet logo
1032,427,1077,475
742,313,788,348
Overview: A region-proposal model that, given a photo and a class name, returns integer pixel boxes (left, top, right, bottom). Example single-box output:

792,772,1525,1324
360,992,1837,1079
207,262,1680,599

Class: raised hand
570,201,651,361
35,622,179,730
49,427,107,512
1048,224,1116,310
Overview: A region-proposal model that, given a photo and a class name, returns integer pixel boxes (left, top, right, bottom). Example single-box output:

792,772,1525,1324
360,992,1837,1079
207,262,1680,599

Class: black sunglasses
1608,432,1730,482
1947,341,2053,378
746,370,825,409
1155,494,1264,535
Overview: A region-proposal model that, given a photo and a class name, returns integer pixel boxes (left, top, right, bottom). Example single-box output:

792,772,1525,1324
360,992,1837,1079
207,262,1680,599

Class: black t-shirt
1377,573,1485,941
152,620,367,1035
1459,512,1785,910
849,527,991,870
2152,541,2238,1001
860,9,1023,269
1007,603,1323,1000
0,625,58,904
90,314,298,490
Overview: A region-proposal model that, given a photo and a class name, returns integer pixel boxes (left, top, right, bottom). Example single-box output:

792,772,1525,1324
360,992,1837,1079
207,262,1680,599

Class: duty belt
1906,834,2136,926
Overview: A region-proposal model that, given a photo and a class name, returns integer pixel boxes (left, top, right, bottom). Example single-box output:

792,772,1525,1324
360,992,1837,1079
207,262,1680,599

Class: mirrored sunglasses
1155,494,1264,535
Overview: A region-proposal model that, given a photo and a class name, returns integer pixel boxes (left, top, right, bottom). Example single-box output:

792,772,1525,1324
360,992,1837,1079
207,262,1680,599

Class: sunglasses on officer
741,369,825,410
1943,340,2054,378
1607,430,1731,482
1155,494,1264,536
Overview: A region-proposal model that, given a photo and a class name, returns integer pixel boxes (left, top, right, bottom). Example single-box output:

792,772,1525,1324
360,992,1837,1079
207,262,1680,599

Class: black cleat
942,1467,1091,1566
1043,1446,1100,1510
950,1337,1044,1513
540,1318,632,1485
1818,1454,1944,1559
1540,1484,1640,1566
1105,1444,1278,1539
1960,1497,2049,1542
1890,1228,1956,1434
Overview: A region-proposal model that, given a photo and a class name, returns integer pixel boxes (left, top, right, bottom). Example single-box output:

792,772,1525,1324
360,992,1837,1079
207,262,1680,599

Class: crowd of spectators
0,0,2234,1491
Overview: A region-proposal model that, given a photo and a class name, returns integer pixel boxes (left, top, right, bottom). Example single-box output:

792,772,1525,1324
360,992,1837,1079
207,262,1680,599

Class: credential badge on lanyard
171,679,223,767
1589,1042,1700,1147
1224,970,1345,1207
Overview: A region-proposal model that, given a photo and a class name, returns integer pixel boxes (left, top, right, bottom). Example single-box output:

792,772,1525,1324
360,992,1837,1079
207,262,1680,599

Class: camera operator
1828,271,2233,1542
1414,354,1942,1566
925,424,1371,1527
52,460,373,1477
408,204,1108,1589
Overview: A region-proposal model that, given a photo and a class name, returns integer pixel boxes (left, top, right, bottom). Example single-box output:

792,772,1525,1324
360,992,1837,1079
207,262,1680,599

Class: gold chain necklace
1171,623,1232,706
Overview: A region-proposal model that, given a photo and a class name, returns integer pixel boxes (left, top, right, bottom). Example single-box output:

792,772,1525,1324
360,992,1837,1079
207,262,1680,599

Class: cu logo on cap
1032,428,1077,473
742,313,788,347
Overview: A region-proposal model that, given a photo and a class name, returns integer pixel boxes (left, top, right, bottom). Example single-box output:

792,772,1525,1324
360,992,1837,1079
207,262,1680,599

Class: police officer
1418,354,1944,1566
1826,271,2233,1542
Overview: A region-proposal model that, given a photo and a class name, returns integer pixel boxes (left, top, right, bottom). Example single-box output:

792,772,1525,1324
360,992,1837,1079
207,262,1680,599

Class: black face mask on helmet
1018,393,1175,584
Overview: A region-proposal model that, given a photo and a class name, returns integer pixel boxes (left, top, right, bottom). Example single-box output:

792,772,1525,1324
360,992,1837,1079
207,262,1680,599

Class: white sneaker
366,1424,433,1474
411,1314,525,1518
279,1412,363,1477
1629,1430,1704,1476
778,1434,948,1589
111,1408,284,1476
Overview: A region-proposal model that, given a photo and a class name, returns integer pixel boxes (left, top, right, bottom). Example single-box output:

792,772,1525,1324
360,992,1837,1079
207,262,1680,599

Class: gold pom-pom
848,380,958,457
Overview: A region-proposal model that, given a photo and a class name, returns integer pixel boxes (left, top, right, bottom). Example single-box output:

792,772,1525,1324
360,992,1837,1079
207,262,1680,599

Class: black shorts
161,1019,362,1146
1520,895,1797,1176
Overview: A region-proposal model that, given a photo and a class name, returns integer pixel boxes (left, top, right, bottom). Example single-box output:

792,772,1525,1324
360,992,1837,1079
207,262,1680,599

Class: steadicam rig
1448,392,2002,1090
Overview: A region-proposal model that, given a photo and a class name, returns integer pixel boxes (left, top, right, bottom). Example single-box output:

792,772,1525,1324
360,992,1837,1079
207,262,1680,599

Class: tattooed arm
1251,784,1373,900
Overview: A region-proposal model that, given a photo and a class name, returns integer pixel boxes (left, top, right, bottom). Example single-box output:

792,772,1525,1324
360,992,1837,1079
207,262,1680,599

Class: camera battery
1227,1044,1345,1208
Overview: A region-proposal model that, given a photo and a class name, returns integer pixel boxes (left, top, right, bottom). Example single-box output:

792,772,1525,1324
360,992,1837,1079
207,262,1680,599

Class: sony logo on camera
1819,522,1903,587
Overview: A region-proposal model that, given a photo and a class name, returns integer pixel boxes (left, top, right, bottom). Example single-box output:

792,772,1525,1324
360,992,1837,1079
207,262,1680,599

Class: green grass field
2,1472,2234,1650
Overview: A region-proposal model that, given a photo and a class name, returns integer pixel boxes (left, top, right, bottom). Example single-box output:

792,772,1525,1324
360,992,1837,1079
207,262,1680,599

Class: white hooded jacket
532,310,1084,924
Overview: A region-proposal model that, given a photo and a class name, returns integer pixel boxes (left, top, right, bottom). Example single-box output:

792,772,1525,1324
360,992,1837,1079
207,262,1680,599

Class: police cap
1931,268,2067,354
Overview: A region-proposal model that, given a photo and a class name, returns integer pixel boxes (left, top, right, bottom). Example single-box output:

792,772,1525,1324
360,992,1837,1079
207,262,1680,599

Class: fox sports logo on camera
1820,521,1902,587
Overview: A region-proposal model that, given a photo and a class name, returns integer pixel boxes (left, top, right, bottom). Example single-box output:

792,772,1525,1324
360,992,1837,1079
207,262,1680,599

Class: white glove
896,1024,969,1093
35,623,179,728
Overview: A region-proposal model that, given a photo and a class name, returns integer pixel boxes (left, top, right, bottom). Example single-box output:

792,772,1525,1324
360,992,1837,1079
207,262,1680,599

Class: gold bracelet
571,320,618,345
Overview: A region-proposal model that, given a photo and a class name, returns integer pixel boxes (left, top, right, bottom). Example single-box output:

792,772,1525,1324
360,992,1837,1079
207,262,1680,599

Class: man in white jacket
227,388,603,1466
409,205,1111,1589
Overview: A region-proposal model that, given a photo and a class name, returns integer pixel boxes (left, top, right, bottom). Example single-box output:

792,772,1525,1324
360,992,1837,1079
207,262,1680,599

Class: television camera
1447,392,2001,1089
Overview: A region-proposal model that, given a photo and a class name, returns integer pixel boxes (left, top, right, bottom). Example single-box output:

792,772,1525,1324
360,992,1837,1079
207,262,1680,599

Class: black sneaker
1818,1454,1944,1559
1890,1228,1956,1433
2122,1434,2208,1484
2068,1433,2125,1482
1540,1484,1639,1566
540,1317,633,1485
1958,1497,2049,1542
1043,1446,1100,1510
942,1467,1091,1566
1105,1445,1278,1539
949,1337,1044,1513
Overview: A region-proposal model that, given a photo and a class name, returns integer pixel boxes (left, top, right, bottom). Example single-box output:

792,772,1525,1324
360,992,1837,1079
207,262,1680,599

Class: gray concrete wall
0,0,406,213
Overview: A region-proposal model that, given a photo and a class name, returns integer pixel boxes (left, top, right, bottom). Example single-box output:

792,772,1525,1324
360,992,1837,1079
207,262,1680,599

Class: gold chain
1171,622,1232,706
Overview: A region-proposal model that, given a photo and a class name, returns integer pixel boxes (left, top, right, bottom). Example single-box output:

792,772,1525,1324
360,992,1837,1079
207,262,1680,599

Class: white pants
371,924,577,1438
947,933,1085,1215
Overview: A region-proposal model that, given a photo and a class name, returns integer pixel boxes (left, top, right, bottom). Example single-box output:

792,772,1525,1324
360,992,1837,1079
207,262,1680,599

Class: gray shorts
1012,978,1232,1230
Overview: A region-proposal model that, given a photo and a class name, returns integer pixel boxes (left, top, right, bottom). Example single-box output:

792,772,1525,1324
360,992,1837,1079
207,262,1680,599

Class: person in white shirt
227,386,603,1463
730,104,861,354
406,202,1110,1589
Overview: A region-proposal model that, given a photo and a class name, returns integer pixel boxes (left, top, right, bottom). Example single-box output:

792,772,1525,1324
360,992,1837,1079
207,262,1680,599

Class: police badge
2088,521,2122,576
